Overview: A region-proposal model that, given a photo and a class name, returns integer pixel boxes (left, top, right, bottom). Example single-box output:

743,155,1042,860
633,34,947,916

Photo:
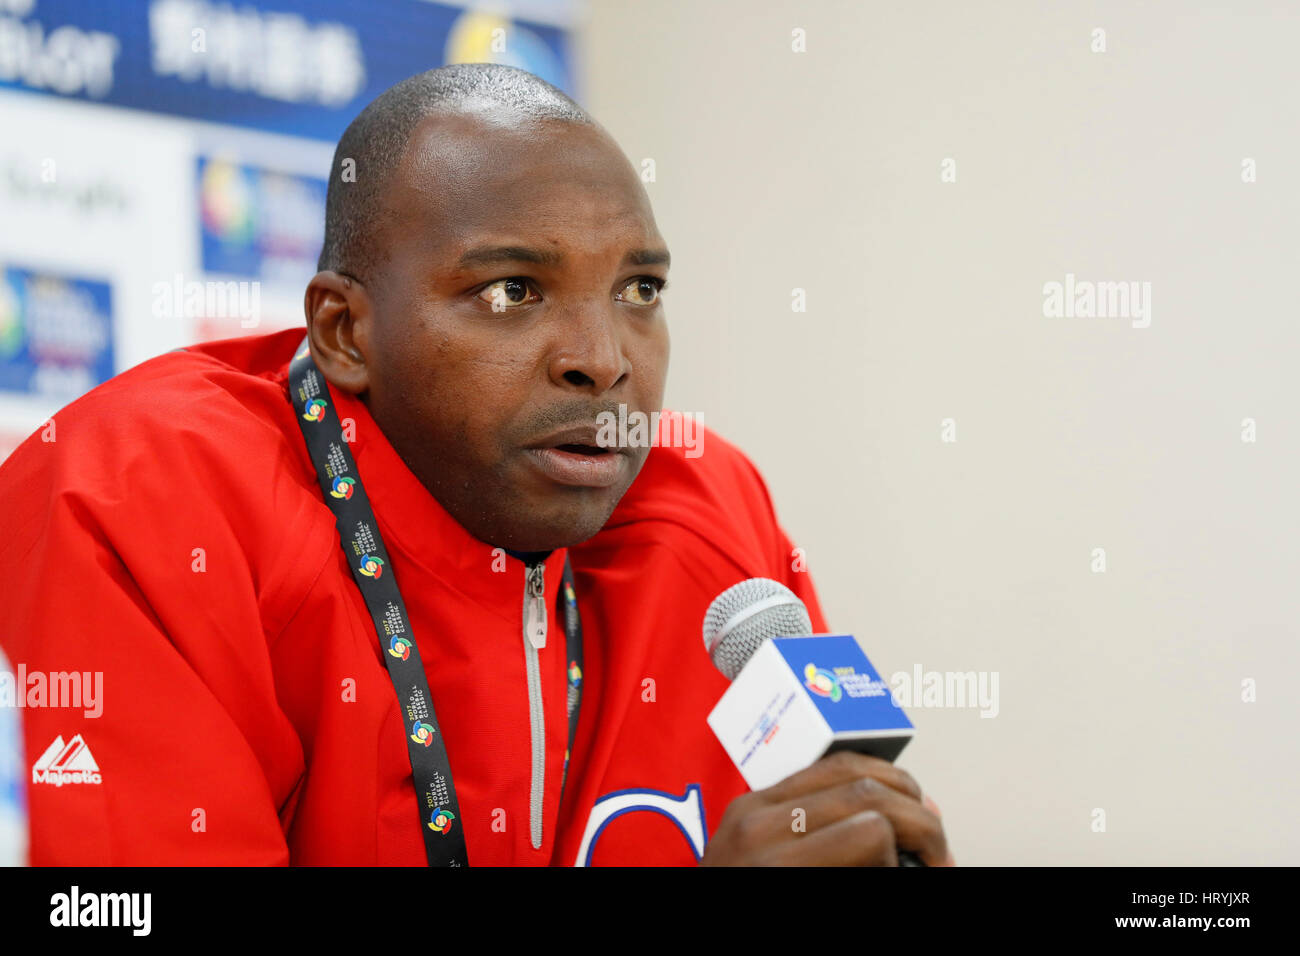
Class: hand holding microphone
700,750,949,866
697,578,950,867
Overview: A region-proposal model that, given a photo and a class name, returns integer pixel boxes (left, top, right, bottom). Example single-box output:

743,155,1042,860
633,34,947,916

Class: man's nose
548,302,630,394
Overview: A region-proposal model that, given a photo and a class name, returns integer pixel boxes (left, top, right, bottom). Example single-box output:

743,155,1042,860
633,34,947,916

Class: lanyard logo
410,720,436,747
428,807,456,834
302,397,328,422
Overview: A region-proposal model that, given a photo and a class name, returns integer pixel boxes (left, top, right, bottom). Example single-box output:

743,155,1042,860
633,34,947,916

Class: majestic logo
388,636,412,660
329,476,355,499
302,398,328,422
32,734,102,787
804,663,842,702
428,807,456,834
410,720,436,747
568,661,582,688
358,554,384,578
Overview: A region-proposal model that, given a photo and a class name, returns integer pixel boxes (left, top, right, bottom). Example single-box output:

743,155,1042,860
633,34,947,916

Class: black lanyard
288,337,583,866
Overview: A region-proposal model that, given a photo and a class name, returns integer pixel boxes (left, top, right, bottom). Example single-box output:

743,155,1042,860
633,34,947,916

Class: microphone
702,576,813,679
703,578,924,866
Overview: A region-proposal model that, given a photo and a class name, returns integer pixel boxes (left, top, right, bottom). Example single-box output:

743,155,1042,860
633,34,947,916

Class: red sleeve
0,359,315,864
4,509,292,863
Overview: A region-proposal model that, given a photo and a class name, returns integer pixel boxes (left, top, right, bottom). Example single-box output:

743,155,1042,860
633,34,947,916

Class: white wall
579,0,1300,864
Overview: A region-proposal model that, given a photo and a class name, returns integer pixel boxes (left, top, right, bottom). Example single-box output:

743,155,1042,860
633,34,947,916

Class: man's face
355,112,670,551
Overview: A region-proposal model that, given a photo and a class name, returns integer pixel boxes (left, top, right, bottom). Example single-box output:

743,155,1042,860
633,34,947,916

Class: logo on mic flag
803,663,842,702
709,636,915,791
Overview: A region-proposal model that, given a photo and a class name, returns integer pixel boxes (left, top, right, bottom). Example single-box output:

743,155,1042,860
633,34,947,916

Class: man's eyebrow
455,245,671,269
624,248,671,268
457,245,563,267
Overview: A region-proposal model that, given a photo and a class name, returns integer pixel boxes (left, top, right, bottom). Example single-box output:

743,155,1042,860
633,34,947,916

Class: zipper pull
525,562,547,649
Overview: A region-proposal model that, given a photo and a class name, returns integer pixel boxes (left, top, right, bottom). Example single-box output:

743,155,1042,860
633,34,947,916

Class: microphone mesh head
702,578,813,680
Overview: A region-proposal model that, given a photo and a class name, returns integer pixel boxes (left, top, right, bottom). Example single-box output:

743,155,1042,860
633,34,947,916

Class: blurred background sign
0,0,576,138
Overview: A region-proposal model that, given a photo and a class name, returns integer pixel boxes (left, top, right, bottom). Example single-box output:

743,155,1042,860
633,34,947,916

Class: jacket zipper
522,560,547,850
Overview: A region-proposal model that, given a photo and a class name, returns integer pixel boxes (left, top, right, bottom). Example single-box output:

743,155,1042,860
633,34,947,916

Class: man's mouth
524,427,628,488
554,442,611,456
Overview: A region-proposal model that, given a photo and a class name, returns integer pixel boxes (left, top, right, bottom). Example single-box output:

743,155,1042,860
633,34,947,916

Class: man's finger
782,777,949,866
758,750,923,805
759,809,899,866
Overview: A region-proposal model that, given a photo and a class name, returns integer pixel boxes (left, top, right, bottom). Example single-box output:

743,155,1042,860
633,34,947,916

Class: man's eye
477,277,540,309
616,276,666,306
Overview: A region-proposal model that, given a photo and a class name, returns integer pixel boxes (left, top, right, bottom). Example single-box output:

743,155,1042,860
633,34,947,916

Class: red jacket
0,328,828,865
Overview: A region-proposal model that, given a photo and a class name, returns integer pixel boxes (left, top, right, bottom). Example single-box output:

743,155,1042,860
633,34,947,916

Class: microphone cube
707,634,914,791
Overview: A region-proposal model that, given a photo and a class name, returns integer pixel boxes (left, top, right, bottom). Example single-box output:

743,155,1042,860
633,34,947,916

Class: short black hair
317,63,595,283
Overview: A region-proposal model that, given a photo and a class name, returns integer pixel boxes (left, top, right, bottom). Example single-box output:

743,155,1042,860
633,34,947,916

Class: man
0,64,950,865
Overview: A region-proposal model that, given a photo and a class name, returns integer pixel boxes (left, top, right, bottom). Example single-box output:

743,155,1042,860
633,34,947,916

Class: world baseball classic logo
410,720,436,747
428,807,456,834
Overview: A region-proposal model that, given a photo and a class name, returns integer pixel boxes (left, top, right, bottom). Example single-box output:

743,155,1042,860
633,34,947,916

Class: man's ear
304,271,372,395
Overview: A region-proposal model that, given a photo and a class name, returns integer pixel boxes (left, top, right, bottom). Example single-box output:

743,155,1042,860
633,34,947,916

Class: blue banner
0,0,575,141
